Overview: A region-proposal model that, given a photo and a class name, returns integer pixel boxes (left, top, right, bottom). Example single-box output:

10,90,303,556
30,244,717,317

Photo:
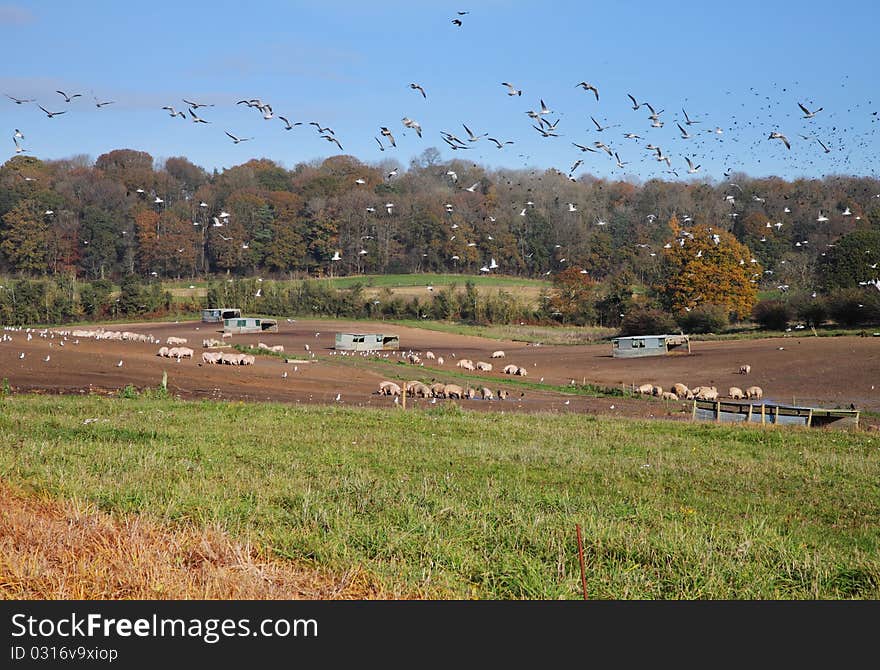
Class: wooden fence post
402,382,407,410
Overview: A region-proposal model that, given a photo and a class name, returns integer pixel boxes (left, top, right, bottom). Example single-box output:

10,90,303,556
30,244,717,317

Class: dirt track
1,318,878,426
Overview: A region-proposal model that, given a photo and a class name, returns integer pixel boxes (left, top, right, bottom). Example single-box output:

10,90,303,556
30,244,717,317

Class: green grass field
2,394,878,599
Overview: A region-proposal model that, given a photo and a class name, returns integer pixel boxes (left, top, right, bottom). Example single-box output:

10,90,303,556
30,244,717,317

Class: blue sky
2,0,878,182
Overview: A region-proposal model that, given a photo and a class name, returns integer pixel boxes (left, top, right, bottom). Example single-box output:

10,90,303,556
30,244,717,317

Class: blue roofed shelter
611,334,691,358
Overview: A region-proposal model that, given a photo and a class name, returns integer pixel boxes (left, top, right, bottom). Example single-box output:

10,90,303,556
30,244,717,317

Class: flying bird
798,102,823,119
626,93,641,110
409,83,427,98
322,134,344,151
38,105,66,118
768,131,790,149
501,82,522,96
94,97,115,107
225,131,252,143
402,116,422,137
816,138,831,154
685,157,701,174
188,108,210,123
379,126,397,147
576,82,599,101
452,18,462,26
681,108,701,125
162,105,185,118
487,137,513,148
55,90,82,102
278,116,301,130
5,94,35,104
183,99,214,109
463,123,487,142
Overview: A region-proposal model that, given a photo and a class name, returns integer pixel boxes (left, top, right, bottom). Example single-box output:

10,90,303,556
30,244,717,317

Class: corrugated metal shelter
692,399,859,429
223,317,278,334
202,308,241,323
611,334,691,358
335,332,399,351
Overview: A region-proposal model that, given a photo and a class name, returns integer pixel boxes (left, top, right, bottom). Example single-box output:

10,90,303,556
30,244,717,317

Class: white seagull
501,82,522,96
225,131,252,144
798,102,823,119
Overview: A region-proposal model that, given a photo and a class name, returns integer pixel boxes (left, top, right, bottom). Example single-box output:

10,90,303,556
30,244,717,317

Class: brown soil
1,319,877,427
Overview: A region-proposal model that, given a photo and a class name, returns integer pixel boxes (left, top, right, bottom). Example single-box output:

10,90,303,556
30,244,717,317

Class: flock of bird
4,10,879,286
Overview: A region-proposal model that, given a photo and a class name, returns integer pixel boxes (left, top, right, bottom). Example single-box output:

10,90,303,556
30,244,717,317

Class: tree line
2,148,879,329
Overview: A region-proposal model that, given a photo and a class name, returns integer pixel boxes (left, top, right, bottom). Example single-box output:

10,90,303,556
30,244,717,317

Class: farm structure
222,317,278,334
611,334,691,359
202,308,242,323
692,399,859,429
335,332,399,351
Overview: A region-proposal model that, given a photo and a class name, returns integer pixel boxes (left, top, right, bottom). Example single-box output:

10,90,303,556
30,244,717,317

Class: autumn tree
0,199,49,273
658,223,759,319
548,266,596,324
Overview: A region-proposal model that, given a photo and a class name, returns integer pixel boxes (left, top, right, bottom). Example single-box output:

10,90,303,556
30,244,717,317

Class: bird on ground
380,126,396,147
278,116,301,130
576,82,599,101
56,90,82,102
355,177,366,185
225,131,252,143
38,105,66,118
409,83,427,98
489,258,499,269
487,137,513,148
116,360,123,367
798,102,823,119
817,212,829,222
501,82,522,96
44,355,50,362
768,131,790,149
567,202,578,212
19,352,24,359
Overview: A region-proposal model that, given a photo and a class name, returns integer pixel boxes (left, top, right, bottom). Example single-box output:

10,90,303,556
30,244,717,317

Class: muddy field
1,318,878,426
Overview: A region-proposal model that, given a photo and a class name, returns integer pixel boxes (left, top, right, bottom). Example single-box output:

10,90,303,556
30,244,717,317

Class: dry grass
0,481,397,600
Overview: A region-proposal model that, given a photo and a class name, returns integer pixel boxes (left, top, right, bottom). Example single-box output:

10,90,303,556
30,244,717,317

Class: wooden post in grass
576,524,588,600
402,382,407,410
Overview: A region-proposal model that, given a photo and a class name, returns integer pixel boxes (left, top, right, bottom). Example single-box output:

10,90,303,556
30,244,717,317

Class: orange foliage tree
658,223,759,319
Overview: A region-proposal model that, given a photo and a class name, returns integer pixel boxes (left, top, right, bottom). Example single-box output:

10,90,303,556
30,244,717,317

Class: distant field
2,395,878,599
163,273,550,306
